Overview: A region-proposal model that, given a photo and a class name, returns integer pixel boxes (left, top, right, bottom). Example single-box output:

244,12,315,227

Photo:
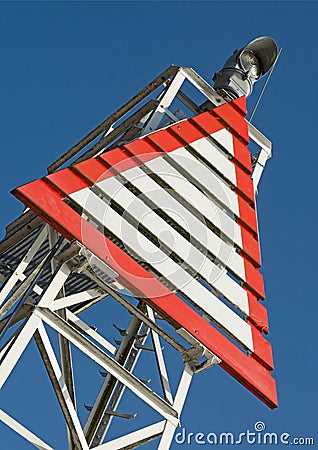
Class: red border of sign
12,97,277,408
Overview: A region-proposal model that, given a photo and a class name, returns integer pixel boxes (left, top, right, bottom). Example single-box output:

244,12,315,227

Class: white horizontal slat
70,188,253,351
210,128,235,156
167,147,239,216
144,157,243,249
189,135,237,186
122,166,247,282
96,176,249,314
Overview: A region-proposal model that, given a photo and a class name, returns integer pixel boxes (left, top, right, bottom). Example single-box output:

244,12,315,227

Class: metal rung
113,323,128,336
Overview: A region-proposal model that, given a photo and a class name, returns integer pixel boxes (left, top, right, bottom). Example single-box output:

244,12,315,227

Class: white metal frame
0,65,272,449
0,409,54,450
0,225,199,449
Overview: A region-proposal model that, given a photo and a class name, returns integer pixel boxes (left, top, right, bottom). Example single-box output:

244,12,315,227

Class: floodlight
213,36,278,99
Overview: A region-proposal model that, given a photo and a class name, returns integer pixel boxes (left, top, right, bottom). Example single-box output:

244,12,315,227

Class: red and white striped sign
13,96,277,408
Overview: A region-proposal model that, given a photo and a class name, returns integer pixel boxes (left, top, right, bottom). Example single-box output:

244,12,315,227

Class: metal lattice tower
0,64,276,450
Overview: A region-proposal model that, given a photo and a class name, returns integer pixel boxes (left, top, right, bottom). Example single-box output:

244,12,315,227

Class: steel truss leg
34,307,179,427
147,306,173,405
87,316,150,447
83,313,143,445
92,363,193,450
0,313,43,389
48,227,76,450
35,321,89,450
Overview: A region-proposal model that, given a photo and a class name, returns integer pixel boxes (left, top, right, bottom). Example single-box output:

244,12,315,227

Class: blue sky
0,1,317,449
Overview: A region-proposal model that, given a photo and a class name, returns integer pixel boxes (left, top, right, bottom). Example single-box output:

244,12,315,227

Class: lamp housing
213,36,278,99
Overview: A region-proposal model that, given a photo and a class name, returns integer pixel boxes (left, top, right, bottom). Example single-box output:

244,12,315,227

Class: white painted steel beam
0,333,16,360
142,71,186,135
83,314,144,446
0,258,45,320
89,323,150,446
0,313,41,389
179,67,226,107
248,122,272,192
0,263,71,389
37,263,72,308
35,322,89,450
48,226,76,450
51,289,102,311
94,421,166,450
81,274,186,355
34,307,179,426
0,225,47,305
158,364,194,450
0,409,54,450
147,306,173,405
65,309,116,355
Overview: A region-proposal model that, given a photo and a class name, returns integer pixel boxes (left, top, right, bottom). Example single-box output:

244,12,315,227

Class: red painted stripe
245,289,269,334
235,198,257,236
229,96,247,116
99,147,140,172
120,139,163,165
46,168,90,195
189,111,224,136
210,101,249,144
145,129,182,153
243,259,265,300
170,119,204,142
68,149,141,187
231,352,277,408
12,179,278,408
73,158,110,183
238,194,258,237
241,226,261,267
232,136,252,174
234,165,255,204
191,114,252,174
